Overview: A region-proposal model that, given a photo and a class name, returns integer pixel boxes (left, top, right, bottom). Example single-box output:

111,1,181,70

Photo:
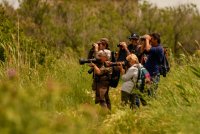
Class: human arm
93,43,99,59
120,42,130,55
89,62,101,75
90,62,112,76
119,62,125,75
144,35,151,52
141,35,151,52
121,67,138,82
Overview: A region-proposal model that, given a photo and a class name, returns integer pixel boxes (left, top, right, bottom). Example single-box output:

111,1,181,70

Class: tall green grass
0,47,95,134
100,57,200,134
0,50,200,134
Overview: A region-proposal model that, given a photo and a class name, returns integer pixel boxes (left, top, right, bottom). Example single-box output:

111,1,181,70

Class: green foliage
0,0,200,133
100,60,200,133
1,54,200,134
0,5,16,61
17,0,200,56
1,0,200,57
0,57,95,134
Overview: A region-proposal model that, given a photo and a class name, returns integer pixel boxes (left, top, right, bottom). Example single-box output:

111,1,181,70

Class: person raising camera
89,50,112,110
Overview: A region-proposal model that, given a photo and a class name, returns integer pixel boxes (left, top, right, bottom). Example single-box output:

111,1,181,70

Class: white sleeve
122,67,138,82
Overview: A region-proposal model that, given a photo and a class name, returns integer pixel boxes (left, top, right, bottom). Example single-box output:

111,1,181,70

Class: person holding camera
141,33,164,96
89,50,112,110
119,54,140,109
87,38,113,110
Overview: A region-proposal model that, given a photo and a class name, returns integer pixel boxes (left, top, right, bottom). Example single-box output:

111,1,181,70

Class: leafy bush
0,0,200,133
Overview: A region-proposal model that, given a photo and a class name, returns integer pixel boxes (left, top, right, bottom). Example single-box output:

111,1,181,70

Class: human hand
145,78,151,84
119,42,127,49
118,62,124,71
93,43,99,51
143,56,148,62
105,61,112,67
89,62,96,67
144,34,151,41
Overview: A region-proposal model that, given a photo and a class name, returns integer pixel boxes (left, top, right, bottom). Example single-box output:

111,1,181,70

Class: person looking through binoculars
141,33,164,96
117,41,130,62
87,38,111,60
117,33,142,63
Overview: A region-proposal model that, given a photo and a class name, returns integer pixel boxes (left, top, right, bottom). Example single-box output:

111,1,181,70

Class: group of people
87,33,165,110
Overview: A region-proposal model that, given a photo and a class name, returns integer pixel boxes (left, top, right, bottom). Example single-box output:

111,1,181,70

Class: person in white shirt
119,53,140,109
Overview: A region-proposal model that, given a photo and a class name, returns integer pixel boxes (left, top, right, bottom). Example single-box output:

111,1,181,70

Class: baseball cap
128,33,139,40
97,50,111,59
96,38,109,48
100,38,109,44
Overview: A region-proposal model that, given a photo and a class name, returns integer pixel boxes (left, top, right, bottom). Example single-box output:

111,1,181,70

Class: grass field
0,54,200,134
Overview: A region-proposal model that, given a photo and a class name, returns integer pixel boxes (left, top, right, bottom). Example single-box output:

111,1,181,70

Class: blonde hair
126,54,139,64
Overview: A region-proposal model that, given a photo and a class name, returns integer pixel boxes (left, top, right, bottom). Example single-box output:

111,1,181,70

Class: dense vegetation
0,0,200,133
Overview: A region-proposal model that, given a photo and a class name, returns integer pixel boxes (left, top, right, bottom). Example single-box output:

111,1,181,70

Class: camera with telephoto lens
108,61,129,67
79,58,100,65
79,58,101,74
79,58,129,74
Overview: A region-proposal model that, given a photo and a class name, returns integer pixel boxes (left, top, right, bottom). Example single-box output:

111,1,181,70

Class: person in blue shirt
141,33,164,96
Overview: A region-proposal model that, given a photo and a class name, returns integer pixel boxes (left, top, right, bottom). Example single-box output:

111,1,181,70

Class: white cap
97,49,111,60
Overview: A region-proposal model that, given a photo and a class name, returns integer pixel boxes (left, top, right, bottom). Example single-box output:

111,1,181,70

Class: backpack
109,66,120,88
136,65,151,92
159,47,170,77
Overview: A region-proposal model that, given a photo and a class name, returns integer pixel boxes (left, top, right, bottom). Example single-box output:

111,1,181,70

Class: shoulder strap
131,65,141,84
137,66,141,83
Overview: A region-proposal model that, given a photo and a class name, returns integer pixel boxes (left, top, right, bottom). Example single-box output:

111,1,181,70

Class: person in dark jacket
141,33,164,96
117,33,142,62
90,50,112,110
